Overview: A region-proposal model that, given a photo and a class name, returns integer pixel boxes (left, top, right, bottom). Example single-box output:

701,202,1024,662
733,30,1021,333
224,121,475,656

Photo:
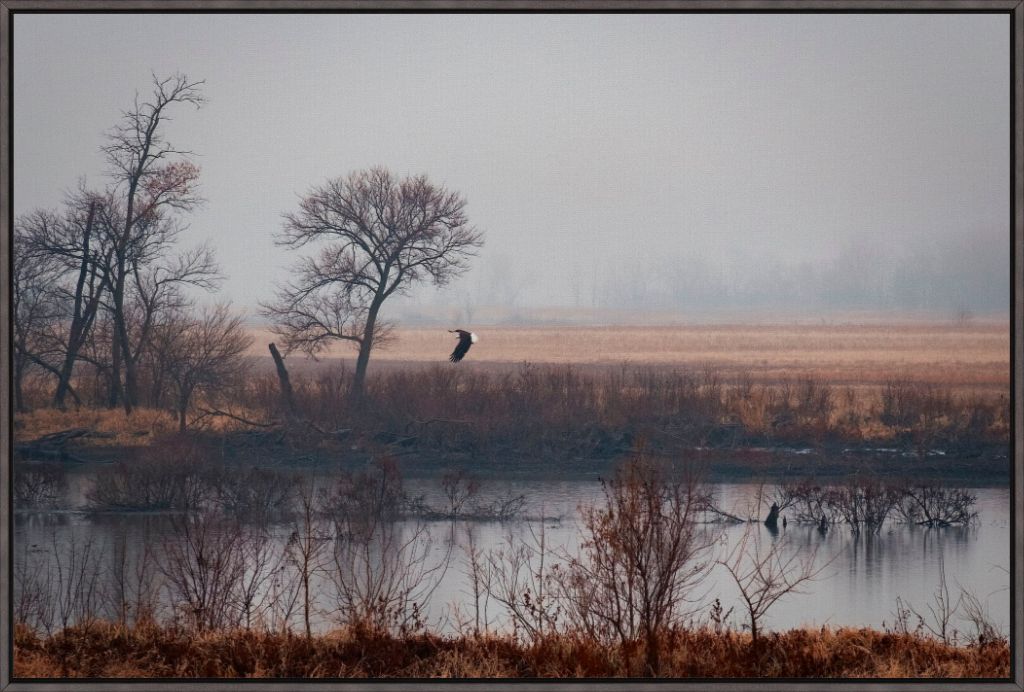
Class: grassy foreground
14,621,1010,679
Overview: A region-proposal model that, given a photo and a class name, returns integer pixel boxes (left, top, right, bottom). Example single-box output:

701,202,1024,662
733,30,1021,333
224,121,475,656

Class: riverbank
14,414,1010,484
13,620,1010,679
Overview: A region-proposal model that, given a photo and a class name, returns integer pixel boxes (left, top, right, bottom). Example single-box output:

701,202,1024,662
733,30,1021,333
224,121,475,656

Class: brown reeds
13,620,1010,678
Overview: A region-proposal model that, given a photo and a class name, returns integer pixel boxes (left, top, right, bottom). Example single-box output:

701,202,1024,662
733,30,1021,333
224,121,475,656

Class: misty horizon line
229,305,1010,330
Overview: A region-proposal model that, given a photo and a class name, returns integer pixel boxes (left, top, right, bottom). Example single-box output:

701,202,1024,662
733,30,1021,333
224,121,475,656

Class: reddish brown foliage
14,621,1009,679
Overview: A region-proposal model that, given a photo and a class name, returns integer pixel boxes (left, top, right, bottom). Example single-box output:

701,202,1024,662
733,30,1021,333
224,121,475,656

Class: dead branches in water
774,475,978,533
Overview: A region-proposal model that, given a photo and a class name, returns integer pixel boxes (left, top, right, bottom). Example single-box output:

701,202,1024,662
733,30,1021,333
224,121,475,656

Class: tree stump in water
764,502,780,529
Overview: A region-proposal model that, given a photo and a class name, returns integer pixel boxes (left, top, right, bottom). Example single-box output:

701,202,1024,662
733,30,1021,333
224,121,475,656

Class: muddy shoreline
14,428,1010,485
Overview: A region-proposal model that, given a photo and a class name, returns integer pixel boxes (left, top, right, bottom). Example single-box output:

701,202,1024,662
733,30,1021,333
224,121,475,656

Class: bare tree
285,480,330,638
15,187,114,409
12,219,64,411
153,304,253,431
263,166,483,399
720,525,830,651
556,451,717,675
99,72,209,412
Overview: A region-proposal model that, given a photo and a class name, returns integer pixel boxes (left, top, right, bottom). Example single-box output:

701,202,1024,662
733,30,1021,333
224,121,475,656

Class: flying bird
448,329,478,363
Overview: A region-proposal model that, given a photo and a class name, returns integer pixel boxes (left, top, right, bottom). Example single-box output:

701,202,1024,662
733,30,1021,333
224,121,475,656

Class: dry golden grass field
249,321,1009,393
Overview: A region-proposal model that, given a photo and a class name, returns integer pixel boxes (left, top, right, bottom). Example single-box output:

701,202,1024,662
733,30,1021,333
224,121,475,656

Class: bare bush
13,462,66,508
486,521,560,642
440,467,480,519
958,586,1004,646
474,491,528,522
107,526,160,627
894,485,978,527
720,525,830,650
232,525,283,630
51,531,105,633
212,467,298,521
321,457,407,523
456,525,495,637
555,451,717,675
827,477,901,534
154,303,253,431
774,479,836,526
13,540,55,634
86,437,212,510
902,556,962,645
285,480,330,638
158,511,246,631
324,459,451,634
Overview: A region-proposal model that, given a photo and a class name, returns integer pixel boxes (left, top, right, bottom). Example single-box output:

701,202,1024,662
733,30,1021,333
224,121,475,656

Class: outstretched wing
449,332,473,362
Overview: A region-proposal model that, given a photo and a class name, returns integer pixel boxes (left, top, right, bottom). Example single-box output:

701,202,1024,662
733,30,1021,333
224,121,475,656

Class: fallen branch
195,407,279,429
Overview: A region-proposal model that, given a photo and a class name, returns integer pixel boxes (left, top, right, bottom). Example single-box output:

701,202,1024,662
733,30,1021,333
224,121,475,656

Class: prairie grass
231,365,1008,455
14,407,178,445
13,621,1010,678
14,323,1009,460
249,322,1009,389
14,406,265,447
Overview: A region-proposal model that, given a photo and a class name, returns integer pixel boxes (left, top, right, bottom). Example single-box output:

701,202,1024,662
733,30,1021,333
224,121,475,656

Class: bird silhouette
448,329,478,362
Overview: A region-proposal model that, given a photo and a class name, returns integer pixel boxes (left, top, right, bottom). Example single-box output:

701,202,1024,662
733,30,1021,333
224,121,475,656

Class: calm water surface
14,474,1011,637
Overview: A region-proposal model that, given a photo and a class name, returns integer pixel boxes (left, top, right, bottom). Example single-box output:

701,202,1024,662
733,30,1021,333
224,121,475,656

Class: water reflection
13,480,1010,638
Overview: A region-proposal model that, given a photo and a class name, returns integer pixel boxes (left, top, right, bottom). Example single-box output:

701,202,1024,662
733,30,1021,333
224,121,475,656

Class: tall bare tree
100,73,207,413
12,221,63,411
263,166,483,399
17,186,115,409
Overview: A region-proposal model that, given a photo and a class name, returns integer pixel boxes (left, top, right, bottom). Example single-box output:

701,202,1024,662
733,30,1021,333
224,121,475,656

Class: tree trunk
109,325,122,409
112,175,136,414
111,289,138,414
303,572,311,639
54,201,97,409
54,358,77,409
352,340,372,401
14,358,26,414
177,383,195,432
269,343,297,419
150,367,166,408
351,298,383,401
644,627,660,677
124,357,140,413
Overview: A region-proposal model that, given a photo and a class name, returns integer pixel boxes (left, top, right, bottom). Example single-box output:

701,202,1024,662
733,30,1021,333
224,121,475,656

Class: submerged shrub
13,462,66,509
86,436,214,511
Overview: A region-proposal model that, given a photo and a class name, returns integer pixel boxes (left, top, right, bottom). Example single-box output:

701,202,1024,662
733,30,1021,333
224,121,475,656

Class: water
13,472,1011,638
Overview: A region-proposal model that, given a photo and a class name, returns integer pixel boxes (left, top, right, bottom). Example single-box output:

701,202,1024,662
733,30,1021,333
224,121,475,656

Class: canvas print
6,8,1015,681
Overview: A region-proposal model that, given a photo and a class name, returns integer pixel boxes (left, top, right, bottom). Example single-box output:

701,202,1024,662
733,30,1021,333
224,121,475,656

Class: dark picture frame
0,1,1020,690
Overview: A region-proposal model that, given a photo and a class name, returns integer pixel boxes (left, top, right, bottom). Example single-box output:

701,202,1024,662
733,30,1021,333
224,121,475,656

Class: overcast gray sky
13,12,1010,322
